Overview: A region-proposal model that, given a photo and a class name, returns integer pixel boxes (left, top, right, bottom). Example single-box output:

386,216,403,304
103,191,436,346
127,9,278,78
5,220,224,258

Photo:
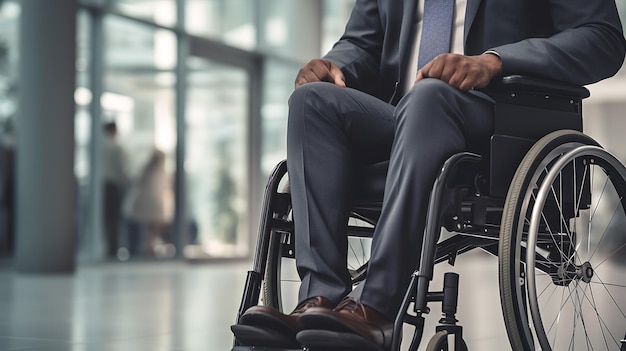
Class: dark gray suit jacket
324,0,626,104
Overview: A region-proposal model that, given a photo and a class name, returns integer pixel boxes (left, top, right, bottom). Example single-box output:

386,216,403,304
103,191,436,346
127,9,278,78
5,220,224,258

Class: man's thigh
288,82,396,166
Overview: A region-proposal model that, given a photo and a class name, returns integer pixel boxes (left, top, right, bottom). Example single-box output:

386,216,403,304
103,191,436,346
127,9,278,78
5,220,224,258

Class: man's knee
402,78,458,106
395,79,466,125
288,82,349,133
288,82,344,111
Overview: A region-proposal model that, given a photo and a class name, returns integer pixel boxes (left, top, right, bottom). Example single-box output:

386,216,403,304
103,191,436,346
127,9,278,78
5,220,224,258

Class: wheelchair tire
425,331,468,351
500,130,626,350
263,229,287,310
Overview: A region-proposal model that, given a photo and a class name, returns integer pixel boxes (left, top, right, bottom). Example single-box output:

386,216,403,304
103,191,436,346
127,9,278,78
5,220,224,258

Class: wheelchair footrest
297,330,385,351
231,324,299,349
231,347,303,351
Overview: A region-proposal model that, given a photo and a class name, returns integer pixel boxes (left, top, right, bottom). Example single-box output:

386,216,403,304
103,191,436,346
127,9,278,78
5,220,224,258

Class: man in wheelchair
232,0,626,350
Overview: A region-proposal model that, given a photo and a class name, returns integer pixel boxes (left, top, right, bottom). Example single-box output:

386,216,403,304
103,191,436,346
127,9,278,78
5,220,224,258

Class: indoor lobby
1,0,626,350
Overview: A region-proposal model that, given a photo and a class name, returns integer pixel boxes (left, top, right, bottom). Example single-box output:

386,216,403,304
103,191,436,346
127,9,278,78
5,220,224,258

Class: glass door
97,15,178,261
182,53,253,260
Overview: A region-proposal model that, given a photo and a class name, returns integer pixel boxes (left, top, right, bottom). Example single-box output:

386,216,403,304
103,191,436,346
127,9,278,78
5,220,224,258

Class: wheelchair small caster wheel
425,330,468,351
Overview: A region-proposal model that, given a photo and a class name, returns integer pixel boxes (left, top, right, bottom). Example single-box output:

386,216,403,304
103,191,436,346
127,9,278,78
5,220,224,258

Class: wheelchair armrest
486,75,590,99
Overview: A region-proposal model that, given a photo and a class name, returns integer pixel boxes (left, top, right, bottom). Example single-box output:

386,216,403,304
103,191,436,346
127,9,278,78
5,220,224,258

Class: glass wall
185,0,256,50
103,16,178,173
257,0,323,61
75,0,337,262
260,59,298,177
101,16,178,259
183,57,250,259
112,0,177,27
322,0,356,54
0,0,357,262
260,0,355,178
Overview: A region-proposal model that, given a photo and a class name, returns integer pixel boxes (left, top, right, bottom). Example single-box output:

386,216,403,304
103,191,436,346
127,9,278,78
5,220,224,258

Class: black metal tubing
235,271,263,324
253,160,289,272
346,225,376,237
391,152,482,351
414,152,482,313
392,272,423,351
235,160,288,324
236,152,496,349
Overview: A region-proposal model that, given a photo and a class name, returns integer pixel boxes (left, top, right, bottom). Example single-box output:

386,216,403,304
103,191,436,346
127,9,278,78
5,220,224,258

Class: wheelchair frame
233,77,626,351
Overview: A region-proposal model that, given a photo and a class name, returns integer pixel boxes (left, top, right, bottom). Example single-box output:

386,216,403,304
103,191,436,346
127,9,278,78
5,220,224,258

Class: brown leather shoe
231,296,333,347
297,297,392,350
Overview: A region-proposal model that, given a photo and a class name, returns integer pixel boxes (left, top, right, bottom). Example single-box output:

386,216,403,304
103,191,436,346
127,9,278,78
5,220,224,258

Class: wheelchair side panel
489,92,583,198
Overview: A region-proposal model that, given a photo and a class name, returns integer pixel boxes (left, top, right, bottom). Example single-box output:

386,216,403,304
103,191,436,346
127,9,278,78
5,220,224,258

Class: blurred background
0,0,360,264
0,1,625,350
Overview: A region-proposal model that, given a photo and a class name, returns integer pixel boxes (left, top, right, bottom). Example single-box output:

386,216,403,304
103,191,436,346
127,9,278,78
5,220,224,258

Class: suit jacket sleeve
492,0,626,85
322,0,384,96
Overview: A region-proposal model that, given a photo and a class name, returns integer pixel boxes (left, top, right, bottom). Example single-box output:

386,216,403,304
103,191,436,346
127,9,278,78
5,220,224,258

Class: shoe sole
230,324,300,348
239,310,299,337
297,330,386,351
298,312,359,335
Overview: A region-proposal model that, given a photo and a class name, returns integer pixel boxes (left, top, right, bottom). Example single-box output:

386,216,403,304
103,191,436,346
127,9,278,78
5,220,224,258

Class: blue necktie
417,0,455,69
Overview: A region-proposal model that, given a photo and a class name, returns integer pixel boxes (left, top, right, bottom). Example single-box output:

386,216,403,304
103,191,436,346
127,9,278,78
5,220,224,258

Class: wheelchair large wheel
262,228,291,310
500,130,626,350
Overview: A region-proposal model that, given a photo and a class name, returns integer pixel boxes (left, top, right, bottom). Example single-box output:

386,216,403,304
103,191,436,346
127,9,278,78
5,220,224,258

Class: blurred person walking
101,121,129,258
123,149,174,258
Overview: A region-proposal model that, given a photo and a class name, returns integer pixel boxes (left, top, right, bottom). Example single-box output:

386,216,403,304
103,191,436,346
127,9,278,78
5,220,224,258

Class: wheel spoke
537,277,558,301
587,196,623,265
585,173,611,263
574,282,594,351
547,178,581,265
548,170,573,240
574,159,590,215
592,236,626,271
542,284,561,334
545,281,580,337
360,238,367,266
593,271,626,320
348,239,360,270
572,162,589,260
568,284,580,351
590,281,626,289
587,282,617,349
589,173,610,224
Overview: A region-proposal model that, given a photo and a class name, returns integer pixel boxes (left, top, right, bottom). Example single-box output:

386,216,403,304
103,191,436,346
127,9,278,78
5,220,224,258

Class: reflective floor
0,261,249,351
0,250,517,351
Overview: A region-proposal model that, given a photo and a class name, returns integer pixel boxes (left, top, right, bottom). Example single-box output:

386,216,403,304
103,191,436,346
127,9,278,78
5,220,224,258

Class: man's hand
415,53,502,91
295,59,346,88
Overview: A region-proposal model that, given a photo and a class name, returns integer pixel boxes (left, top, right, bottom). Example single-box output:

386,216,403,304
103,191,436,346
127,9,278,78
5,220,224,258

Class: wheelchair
233,76,626,351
